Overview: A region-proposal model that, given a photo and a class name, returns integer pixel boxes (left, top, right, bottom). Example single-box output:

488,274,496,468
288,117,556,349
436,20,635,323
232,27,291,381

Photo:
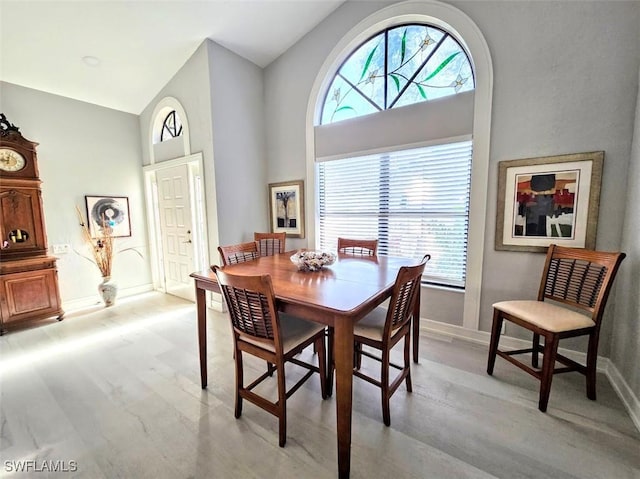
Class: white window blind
317,140,472,288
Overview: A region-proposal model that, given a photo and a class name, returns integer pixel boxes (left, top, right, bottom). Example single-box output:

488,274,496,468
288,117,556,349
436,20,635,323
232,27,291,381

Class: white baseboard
421,318,640,432
62,283,154,313
601,360,640,432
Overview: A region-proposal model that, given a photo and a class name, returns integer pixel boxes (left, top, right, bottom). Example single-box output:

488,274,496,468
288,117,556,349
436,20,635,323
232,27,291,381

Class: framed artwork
495,151,603,252
268,180,305,238
85,195,132,238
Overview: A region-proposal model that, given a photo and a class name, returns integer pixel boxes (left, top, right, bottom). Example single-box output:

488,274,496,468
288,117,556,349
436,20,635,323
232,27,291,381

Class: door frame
143,153,209,296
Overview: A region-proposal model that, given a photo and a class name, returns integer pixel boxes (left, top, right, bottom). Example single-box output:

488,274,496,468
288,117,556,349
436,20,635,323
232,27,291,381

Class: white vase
98,276,118,307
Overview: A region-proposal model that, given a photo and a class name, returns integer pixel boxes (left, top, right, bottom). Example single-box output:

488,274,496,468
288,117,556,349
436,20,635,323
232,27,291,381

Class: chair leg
277,358,287,447
381,347,391,427
404,331,412,393
532,333,541,369
316,336,328,399
354,342,363,370
586,331,599,400
234,348,243,419
487,309,503,375
326,327,334,396
267,361,275,377
538,334,559,412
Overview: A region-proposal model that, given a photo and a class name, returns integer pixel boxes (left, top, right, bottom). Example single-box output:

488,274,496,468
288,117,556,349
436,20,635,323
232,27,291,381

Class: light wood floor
1,292,638,478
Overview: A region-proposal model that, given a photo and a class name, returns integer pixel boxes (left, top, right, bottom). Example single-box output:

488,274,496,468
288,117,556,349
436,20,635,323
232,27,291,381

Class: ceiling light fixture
82,55,101,67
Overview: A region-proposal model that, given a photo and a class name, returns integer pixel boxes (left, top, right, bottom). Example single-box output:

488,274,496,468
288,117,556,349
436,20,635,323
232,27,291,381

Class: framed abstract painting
85,195,132,238
495,151,603,252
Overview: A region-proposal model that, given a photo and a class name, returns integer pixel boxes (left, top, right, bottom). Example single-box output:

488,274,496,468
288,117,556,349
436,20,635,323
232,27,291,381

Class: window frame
320,22,475,125
316,139,472,289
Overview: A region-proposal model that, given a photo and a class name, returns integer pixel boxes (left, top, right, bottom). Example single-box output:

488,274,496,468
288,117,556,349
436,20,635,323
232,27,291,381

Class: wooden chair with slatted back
353,254,430,426
337,237,378,256
254,232,286,256
213,266,327,447
326,238,379,364
487,244,626,412
218,241,260,266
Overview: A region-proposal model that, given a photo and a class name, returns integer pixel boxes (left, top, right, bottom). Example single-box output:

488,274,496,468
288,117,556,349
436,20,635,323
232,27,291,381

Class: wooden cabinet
0,257,63,331
0,114,63,334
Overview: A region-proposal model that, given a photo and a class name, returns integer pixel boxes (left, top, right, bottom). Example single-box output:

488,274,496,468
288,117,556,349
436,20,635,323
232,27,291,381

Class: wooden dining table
190,251,421,479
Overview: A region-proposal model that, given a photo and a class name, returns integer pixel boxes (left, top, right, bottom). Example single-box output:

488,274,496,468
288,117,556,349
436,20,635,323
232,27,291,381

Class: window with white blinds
317,140,472,288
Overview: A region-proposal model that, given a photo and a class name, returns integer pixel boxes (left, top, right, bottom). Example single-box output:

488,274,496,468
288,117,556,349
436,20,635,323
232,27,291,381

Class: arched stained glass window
321,24,474,124
160,110,183,141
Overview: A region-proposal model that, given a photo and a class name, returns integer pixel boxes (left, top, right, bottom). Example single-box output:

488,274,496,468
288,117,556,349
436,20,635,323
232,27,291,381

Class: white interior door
156,164,195,301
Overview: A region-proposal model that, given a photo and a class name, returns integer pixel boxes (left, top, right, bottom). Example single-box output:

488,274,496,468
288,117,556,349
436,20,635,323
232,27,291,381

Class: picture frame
85,195,132,238
495,151,603,252
268,180,305,238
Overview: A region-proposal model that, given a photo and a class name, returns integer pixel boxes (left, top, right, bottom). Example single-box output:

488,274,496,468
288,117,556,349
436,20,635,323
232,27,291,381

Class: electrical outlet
52,243,71,254
501,323,506,335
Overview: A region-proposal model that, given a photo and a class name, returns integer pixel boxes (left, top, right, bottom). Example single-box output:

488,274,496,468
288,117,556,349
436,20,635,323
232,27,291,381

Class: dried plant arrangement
75,205,141,278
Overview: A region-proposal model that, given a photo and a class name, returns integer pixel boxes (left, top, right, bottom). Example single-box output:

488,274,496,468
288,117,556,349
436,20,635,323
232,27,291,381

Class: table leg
412,294,421,364
196,286,208,389
334,318,354,479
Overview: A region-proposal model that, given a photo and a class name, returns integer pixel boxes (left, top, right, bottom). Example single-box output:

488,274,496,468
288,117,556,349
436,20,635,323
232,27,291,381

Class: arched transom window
160,110,183,141
315,22,477,288
321,23,474,124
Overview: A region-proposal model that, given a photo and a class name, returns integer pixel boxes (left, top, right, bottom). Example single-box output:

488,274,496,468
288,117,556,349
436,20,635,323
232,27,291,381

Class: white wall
1,82,152,307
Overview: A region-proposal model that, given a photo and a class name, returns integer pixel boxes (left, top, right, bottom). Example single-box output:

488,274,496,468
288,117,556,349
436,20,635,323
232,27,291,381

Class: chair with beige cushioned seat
213,266,327,447
487,244,625,412
352,254,430,426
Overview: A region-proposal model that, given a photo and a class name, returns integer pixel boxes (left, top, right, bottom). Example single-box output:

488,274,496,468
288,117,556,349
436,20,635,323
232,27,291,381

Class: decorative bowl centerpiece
290,250,336,272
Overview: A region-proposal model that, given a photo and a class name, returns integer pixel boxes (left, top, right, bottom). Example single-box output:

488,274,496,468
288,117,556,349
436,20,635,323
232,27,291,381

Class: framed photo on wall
85,195,132,238
495,151,603,252
268,180,305,238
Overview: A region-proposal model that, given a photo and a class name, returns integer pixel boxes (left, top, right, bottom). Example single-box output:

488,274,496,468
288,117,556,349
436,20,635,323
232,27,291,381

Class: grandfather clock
0,113,63,334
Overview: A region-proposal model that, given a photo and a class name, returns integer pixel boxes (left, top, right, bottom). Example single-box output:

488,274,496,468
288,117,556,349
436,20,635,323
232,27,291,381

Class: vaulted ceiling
0,1,345,114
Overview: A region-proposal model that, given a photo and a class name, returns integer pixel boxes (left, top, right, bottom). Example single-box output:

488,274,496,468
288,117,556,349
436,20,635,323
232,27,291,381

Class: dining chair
218,241,259,266
213,266,328,447
254,232,286,256
337,237,378,256
487,244,625,412
352,254,430,426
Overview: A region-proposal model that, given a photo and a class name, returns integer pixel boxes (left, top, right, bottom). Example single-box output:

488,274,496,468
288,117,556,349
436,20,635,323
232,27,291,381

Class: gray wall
139,41,219,263
139,39,266,263
264,1,394,251
263,1,639,390
1,82,152,306
207,40,267,246
612,64,640,403
467,1,639,357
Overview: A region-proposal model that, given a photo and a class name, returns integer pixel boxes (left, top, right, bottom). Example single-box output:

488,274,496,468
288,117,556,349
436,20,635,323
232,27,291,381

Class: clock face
0,148,26,172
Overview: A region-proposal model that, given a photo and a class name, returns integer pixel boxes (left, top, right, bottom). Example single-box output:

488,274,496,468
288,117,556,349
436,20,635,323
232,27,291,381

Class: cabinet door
0,185,47,257
0,268,60,323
